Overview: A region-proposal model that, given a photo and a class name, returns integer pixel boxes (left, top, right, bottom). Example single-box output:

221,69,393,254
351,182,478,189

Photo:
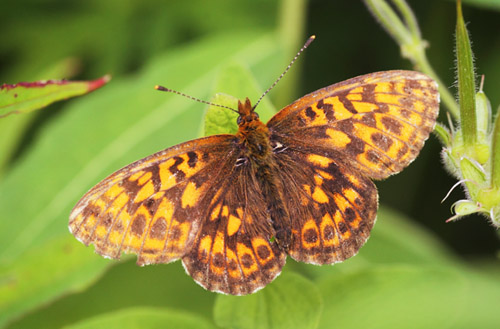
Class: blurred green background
1,0,499,328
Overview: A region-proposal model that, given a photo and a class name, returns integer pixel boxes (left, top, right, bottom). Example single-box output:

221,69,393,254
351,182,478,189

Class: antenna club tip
305,35,316,48
155,85,168,91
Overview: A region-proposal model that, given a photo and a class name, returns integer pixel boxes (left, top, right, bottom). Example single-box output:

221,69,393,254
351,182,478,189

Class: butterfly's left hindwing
69,135,239,265
271,146,378,264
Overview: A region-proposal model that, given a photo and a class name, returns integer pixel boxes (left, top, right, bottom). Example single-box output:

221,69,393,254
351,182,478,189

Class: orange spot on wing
312,186,329,204
352,101,378,113
227,214,242,236
136,171,152,185
307,154,333,168
328,96,353,121
325,128,351,148
158,159,177,190
181,181,202,208
128,171,145,182
134,181,155,203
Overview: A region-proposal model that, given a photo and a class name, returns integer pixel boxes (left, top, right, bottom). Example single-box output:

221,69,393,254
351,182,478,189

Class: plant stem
392,0,421,39
277,0,308,107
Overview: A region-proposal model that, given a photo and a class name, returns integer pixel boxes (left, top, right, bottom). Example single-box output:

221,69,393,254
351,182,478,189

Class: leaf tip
87,74,112,92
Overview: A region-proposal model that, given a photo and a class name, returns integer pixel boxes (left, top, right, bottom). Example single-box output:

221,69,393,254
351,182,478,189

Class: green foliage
65,308,217,329
1,1,500,329
0,237,110,328
456,0,478,149
430,0,500,224
204,63,277,136
0,75,109,176
0,76,110,119
214,272,321,329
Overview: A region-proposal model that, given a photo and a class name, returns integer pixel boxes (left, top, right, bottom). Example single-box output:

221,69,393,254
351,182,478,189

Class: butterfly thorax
235,98,271,159
235,98,292,249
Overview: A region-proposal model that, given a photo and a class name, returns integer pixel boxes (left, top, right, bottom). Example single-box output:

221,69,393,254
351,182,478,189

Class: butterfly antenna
252,35,316,110
155,85,238,113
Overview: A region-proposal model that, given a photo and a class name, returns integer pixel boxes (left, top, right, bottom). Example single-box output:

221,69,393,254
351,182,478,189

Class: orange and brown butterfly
69,36,440,295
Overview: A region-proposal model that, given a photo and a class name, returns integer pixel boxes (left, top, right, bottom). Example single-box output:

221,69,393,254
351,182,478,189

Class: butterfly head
236,97,260,126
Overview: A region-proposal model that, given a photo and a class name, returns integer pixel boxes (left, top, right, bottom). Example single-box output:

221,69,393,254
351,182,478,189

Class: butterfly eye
254,112,259,119
237,116,243,125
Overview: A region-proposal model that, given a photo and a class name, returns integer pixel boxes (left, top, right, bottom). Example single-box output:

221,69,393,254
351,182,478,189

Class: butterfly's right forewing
69,135,239,265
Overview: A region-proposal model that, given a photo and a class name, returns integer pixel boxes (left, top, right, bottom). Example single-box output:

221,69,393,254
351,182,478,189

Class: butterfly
69,38,439,295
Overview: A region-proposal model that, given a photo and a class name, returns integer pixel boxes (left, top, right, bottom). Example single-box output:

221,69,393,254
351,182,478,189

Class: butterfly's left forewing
268,70,439,180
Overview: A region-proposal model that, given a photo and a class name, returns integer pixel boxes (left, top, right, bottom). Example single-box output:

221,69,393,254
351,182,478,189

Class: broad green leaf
453,270,500,328
360,207,459,264
7,259,216,329
317,265,468,329
64,307,217,329
204,62,277,136
0,76,110,118
0,57,84,178
317,263,500,329
0,30,283,324
462,0,500,10
214,271,322,329
0,236,110,328
204,93,240,135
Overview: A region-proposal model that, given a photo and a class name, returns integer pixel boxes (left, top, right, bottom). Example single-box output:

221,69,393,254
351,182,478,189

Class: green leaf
204,62,277,136
450,199,483,220
317,265,468,329
463,0,500,10
317,263,500,329
456,0,478,148
0,30,282,324
64,307,217,329
7,259,216,329
204,93,240,135
433,123,452,147
0,58,84,178
460,156,487,197
0,236,110,328
475,80,492,137
0,76,110,118
214,271,322,329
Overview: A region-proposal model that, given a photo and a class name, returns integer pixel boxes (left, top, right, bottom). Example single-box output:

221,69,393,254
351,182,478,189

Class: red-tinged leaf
0,75,111,118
